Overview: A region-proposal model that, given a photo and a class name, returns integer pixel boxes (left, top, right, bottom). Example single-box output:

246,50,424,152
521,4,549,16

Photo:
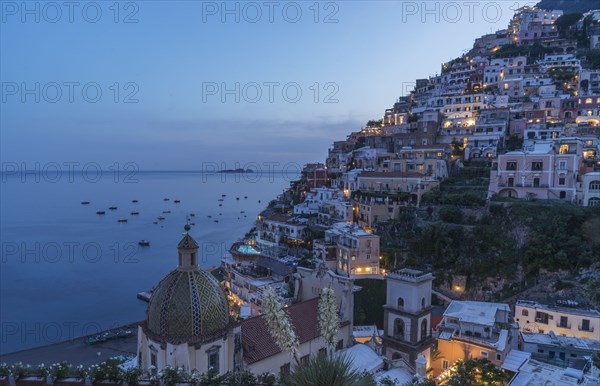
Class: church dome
146,230,230,342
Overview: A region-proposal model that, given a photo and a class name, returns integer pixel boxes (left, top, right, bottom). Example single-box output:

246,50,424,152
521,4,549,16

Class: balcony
578,324,594,332
556,321,571,329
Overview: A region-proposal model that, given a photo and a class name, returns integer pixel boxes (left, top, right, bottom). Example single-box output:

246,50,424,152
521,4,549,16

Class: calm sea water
0,171,296,354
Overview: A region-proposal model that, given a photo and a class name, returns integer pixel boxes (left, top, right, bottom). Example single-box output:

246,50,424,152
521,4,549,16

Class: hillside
536,0,599,13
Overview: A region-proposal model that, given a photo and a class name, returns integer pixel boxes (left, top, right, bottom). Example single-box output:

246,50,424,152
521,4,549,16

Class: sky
0,0,531,170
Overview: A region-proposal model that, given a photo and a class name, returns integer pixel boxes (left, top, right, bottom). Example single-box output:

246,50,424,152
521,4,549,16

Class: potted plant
16,364,48,386
90,360,123,386
0,363,11,386
122,368,142,386
51,363,84,386
160,367,188,386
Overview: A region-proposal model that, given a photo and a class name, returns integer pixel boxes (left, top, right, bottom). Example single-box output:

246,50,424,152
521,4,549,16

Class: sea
0,170,297,354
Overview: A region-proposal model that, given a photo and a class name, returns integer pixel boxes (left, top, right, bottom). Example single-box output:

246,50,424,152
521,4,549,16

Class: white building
515,300,600,339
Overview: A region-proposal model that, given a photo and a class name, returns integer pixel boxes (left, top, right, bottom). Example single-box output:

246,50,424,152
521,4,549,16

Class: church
136,225,354,376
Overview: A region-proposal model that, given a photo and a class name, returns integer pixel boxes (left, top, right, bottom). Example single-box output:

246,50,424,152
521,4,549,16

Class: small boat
85,337,99,345
240,211,245,213
138,240,150,246
130,211,139,215
190,213,195,217
163,198,170,201
221,194,226,197
214,220,219,223
190,222,195,225
96,211,105,215
109,206,118,210
219,213,222,215
258,200,261,203
153,221,158,224
244,215,247,218
244,196,248,199
157,216,165,220
207,215,212,218
132,199,138,203
163,210,171,214
116,330,132,338
218,198,224,202
103,332,117,340
81,201,90,205
174,200,181,203
236,197,240,200
118,219,128,223
219,204,223,207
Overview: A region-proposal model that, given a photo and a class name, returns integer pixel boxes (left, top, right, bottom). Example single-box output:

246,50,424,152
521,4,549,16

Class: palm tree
281,355,375,386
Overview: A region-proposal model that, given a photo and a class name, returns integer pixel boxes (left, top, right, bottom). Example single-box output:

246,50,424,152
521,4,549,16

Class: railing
556,321,571,329
578,324,594,332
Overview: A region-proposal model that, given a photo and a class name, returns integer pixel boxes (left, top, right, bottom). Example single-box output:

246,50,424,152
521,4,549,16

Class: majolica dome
146,228,230,341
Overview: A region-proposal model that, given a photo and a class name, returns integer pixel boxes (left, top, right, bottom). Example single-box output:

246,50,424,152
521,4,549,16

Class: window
522,309,529,316
534,178,540,187
150,351,157,368
280,363,290,376
481,351,489,358
558,160,567,170
442,360,449,370
300,355,310,367
496,354,502,361
581,319,591,331
559,177,565,186
421,319,428,340
208,349,220,373
336,339,344,351
394,319,405,340
536,312,549,324
590,181,600,191
508,177,514,187
560,191,566,199
590,198,600,207
397,297,404,308
532,161,543,171
559,144,569,154
421,297,426,308
506,161,517,170
318,348,327,358
559,316,568,328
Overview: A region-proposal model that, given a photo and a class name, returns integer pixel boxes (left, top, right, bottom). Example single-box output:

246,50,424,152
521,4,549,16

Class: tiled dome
146,231,229,341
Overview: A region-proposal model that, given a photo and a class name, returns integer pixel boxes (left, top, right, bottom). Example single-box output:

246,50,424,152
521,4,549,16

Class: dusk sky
1,1,528,170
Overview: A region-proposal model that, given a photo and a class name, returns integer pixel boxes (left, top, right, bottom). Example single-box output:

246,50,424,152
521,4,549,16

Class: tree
281,355,375,386
446,359,510,386
262,287,300,364
318,286,340,357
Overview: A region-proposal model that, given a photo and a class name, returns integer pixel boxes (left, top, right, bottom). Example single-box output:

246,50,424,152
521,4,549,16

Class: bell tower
382,268,434,367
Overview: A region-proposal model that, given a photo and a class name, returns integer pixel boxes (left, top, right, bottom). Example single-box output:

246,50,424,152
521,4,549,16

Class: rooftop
516,299,600,318
443,300,510,327
521,332,600,352
508,359,598,386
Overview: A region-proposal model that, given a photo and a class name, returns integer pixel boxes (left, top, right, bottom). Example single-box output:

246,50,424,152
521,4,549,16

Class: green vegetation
353,279,386,328
446,359,511,386
491,44,553,60
537,0,599,14
587,49,600,70
281,355,375,386
381,202,600,298
421,165,490,207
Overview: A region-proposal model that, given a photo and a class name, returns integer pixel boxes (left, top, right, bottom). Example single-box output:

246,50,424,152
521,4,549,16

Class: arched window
589,198,600,207
394,319,405,340
522,309,529,316
421,297,426,309
590,181,600,191
421,319,428,340
397,297,404,308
